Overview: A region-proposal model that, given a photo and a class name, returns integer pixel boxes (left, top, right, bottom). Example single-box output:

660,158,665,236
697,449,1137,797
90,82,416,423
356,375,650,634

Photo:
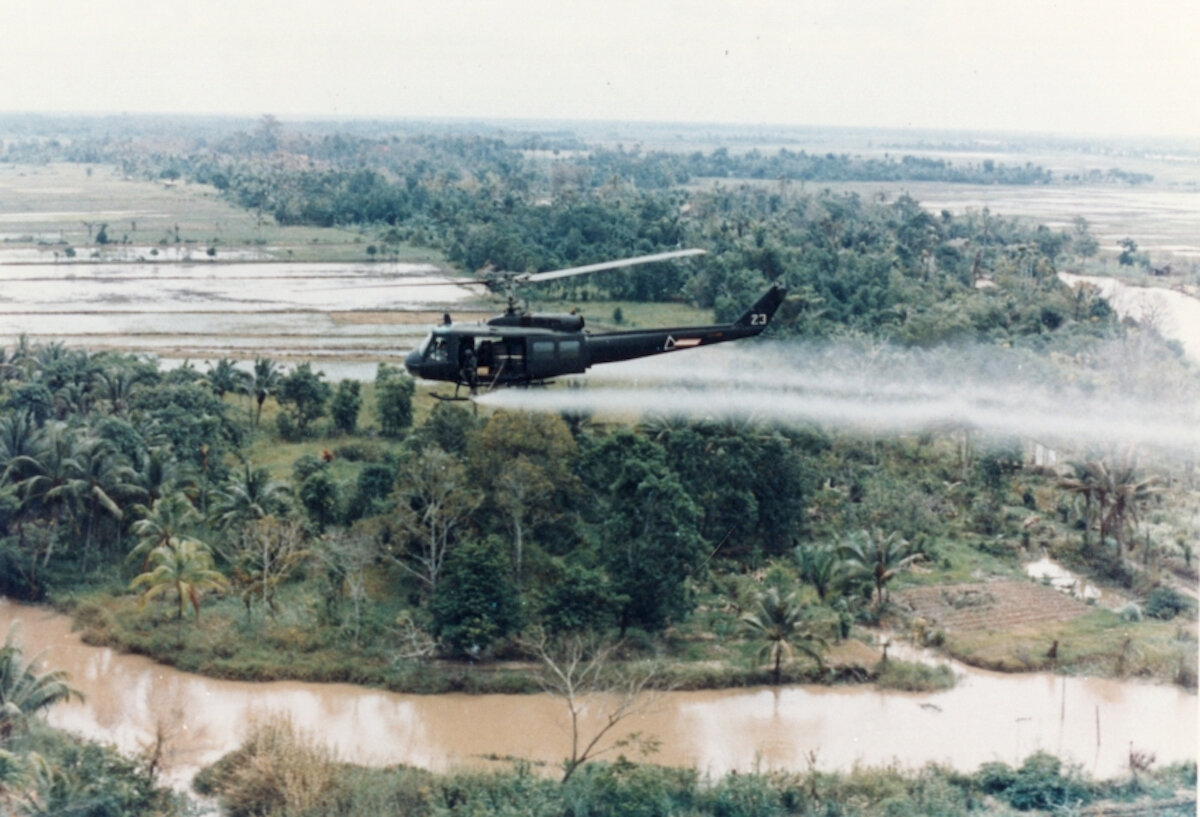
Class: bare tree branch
524,630,664,782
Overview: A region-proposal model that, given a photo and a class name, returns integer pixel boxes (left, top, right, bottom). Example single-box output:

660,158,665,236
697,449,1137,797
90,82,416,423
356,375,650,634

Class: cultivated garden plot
896,580,1092,633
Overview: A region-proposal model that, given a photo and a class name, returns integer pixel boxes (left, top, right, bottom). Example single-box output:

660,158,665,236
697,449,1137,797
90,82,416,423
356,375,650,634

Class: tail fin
734,284,787,330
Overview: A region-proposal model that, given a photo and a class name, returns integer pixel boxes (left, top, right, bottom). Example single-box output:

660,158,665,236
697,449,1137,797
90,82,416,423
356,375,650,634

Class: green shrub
1144,586,1192,620
975,761,1017,794
20,725,182,816
334,441,383,462
431,537,522,657
873,659,957,692
1003,752,1091,811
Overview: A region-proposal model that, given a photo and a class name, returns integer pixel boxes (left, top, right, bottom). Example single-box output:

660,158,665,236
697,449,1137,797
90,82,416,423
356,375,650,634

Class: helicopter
401,249,786,398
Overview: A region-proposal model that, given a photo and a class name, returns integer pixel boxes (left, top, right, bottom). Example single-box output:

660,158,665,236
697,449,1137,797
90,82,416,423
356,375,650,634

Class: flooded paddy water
816,181,1200,262
0,260,479,374
1,599,1195,791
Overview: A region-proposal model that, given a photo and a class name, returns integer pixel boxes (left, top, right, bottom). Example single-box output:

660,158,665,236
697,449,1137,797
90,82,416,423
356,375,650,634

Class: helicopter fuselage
403,284,786,391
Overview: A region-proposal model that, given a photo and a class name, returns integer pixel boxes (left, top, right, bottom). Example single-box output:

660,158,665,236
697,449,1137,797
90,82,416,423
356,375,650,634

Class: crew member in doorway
460,343,478,391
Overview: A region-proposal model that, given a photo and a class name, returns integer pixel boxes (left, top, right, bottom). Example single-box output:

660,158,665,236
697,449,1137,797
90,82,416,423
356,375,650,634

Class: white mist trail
477,342,1200,454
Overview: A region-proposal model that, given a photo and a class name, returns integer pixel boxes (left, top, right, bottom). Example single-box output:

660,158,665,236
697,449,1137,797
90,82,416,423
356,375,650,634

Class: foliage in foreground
195,716,1197,817
0,724,182,817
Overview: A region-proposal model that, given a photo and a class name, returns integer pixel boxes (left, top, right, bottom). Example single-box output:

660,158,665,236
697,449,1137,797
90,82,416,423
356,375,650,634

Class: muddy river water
1,599,1194,791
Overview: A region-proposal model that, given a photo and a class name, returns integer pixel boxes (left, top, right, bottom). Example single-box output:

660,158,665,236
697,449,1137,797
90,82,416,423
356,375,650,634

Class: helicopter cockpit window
426,336,450,363
531,341,555,361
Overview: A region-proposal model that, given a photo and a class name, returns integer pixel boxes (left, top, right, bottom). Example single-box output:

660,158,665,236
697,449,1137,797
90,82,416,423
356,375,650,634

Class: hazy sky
3,0,1197,138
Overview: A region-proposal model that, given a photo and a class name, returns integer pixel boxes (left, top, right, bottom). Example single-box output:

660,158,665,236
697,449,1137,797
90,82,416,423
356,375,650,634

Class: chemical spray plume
475,341,1200,454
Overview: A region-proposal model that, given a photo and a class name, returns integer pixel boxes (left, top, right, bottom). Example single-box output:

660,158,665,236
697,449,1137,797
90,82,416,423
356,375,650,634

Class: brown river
2,600,1195,791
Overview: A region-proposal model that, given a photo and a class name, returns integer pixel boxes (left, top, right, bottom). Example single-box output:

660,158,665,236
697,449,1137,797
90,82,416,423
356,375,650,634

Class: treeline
2,119,1132,347
61,129,1114,348
584,145,1057,187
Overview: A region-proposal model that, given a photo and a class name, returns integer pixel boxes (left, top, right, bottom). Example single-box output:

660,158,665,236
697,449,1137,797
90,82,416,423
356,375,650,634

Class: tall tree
375,364,415,438
387,447,482,591
469,412,579,583
8,423,80,567
1060,457,1163,557
329,379,361,435
60,434,142,564
250,357,281,428
312,527,373,647
275,364,331,439
430,537,522,657
232,516,308,623
93,367,141,416
600,449,704,634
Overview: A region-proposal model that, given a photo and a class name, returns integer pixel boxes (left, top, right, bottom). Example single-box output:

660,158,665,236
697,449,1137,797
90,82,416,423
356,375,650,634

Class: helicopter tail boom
584,284,786,367
734,283,787,329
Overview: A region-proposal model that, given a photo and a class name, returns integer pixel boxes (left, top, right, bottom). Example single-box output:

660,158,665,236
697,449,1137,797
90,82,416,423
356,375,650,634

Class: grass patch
65,583,548,694
873,658,957,692
0,162,442,265
893,534,1026,588
943,609,1198,688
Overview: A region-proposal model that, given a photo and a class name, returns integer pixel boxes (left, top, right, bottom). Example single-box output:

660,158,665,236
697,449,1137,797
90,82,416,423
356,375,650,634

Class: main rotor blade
519,248,706,283
312,278,489,292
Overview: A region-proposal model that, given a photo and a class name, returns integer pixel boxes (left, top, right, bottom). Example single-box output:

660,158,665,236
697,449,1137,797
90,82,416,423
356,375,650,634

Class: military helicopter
401,248,786,398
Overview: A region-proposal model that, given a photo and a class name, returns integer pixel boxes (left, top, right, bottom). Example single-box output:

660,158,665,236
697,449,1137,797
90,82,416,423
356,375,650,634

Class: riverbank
5,556,1197,790
60,589,880,695
55,538,1198,697
196,715,1197,817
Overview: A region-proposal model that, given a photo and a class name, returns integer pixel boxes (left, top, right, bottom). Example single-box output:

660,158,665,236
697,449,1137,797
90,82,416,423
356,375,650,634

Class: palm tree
0,412,40,490
250,357,281,428
740,586,827,684
92,367,141,416
1102,463,1162,557
0,623,83,740
131,539,228,634
839,529,922,611
8,423,78,567
134,445,192,505
128,491,203,568
1058,461,1104,549
205,358,250,401
8,334,34,380
795,543,845,602
209,461,290,530
1060,457,1163,557
60,434,143,565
